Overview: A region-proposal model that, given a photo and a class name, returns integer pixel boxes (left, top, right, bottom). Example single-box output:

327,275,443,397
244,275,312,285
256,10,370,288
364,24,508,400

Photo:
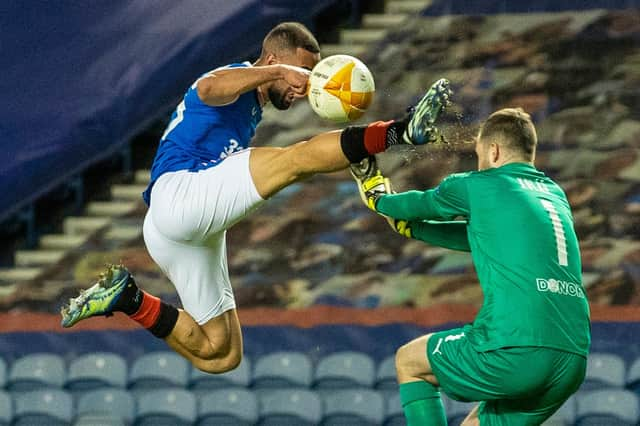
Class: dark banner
0,0,335,222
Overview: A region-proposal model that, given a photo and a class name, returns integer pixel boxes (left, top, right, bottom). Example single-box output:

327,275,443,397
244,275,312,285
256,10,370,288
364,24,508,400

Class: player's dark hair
479,108,537,160
262,22,320,55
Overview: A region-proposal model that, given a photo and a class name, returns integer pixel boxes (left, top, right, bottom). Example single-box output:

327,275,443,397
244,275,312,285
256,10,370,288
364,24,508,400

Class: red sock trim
364,120,393,154
129,292,161,329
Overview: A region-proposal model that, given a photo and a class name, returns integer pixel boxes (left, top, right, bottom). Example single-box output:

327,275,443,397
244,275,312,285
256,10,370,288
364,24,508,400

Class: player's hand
279,64,311,97
350,156,392,212
360,173,390,211
384,217,413,238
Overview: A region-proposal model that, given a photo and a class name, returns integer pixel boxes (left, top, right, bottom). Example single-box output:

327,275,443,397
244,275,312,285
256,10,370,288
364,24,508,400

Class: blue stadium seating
197,388,258,426
383,391,405,426
1,348,639,425
76,388,135,424
314,351,376,389
258,388,322,425
8,353,65,391
375,354,397,390
66,352,127,391
582,352,626,390
74,413,126,426
542,397,576,426
135,388,197,426
446,397,475,425
13,389,73,426
0,359,6,390
626,356,640,396
190,356,251,391
322,388,385,425
576,389,639,425
253,351,313,389
129,351,189,390
0,391,11,426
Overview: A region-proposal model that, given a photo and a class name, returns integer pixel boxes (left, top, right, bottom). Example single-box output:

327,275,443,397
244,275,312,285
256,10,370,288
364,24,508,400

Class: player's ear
490,143,500,164
265,53,278,65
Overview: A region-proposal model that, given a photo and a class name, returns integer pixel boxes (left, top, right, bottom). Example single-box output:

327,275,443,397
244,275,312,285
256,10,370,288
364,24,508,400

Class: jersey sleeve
409,220,470,251
187,62,250,109
376,173,471,221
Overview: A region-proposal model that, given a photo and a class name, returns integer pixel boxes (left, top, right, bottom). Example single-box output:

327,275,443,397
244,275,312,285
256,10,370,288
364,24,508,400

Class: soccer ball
307,54,375,123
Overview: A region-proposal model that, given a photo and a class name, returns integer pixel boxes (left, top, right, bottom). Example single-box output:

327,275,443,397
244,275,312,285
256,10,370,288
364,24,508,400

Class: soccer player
353,108,590,425
60,22,452,374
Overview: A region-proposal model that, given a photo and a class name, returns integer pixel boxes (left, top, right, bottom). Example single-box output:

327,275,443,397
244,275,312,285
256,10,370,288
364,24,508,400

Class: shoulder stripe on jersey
161,100,186,141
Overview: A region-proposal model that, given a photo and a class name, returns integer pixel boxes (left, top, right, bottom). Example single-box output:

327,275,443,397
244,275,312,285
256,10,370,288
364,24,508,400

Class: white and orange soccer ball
307,54,375,123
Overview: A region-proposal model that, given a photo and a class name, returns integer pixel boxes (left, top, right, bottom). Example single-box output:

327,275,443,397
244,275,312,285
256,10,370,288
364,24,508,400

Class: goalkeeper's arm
385,218,470,251
358,177,469,250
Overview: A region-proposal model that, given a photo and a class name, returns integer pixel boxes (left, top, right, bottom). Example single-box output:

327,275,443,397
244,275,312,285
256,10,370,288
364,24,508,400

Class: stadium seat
0,358,6,389
541,396,576,426
190,356,251,391
129,351,189,389
197,388,258,426
13,389,73,426
0,391,12,426
66,352,127,391
383,391,405,426
135,388,197,426
314,351,375,389
376,355,397,390
582,352,625,390
576,389,639,425
252,351,313,389
76,388,135,425
74,414,126,426
322,388,384,425
625,356,640,395
8,353,66,391
258,388,322,425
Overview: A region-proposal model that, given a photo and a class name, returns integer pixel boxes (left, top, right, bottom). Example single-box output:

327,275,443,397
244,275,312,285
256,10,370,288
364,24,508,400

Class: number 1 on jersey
540,199,568,266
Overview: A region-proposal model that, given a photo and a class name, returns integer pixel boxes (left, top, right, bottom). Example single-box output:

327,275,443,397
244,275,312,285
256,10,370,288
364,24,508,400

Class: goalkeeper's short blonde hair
479,108,538,160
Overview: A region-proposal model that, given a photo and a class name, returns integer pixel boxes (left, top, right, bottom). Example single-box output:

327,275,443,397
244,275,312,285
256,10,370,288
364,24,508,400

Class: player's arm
390,219,470,251
196,65,310,106
374,173,471,221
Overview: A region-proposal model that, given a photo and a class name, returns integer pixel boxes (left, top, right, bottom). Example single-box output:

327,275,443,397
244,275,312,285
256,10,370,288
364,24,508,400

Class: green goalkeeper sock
399,381,448,426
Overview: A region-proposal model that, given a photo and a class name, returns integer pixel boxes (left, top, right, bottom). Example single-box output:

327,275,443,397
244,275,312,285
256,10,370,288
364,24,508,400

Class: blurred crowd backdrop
1,6,638,315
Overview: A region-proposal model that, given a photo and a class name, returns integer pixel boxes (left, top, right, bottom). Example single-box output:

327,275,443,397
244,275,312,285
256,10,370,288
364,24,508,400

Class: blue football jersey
143,62,262,205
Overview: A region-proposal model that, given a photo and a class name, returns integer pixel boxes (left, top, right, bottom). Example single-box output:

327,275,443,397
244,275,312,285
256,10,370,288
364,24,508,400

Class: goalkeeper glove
349,156,391,211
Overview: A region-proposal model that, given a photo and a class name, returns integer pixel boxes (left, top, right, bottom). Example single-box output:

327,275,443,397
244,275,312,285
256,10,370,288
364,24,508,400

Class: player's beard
268,87,292,110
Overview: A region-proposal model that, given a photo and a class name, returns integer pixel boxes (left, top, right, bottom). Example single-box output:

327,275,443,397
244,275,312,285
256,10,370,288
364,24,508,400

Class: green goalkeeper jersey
376,162,590,356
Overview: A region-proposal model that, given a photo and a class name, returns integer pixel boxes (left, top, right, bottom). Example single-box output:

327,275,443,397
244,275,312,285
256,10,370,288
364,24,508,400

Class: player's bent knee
396,333,435,382
193,350,242,374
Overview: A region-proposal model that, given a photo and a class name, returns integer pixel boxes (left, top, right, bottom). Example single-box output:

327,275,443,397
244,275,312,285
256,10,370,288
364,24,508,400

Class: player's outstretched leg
249,78,452,199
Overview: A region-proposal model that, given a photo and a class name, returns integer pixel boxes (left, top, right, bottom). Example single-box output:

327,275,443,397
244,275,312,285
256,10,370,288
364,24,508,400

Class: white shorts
143,150,265,324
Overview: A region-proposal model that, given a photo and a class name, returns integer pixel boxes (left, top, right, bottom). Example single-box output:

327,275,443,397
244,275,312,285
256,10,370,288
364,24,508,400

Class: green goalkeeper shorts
427,327,587,425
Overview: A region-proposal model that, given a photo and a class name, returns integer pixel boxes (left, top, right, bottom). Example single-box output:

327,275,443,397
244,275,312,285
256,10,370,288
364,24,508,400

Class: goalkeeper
352,108,590,425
